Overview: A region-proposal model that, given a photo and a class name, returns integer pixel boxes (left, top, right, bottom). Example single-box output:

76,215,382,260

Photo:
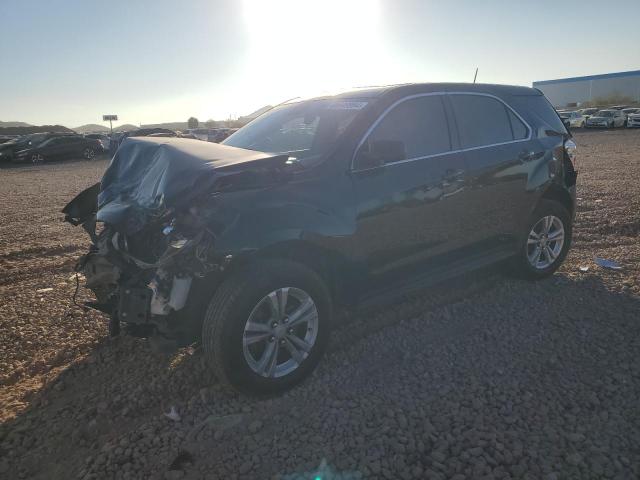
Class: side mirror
354,139,406,170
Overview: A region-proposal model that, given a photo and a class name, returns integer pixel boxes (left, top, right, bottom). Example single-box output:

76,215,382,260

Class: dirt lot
1,130,639,480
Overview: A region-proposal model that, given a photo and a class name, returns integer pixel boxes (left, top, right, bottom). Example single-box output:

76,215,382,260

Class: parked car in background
578,107,598,119
0,132,74,162
211,128,237,142
621,108,640,125
558,111,586,128
84,133,111,152
627,112,640,128
585,109,626,128
110,128,178,152
186,128,215,141
186,128,236,143
13,135,101,163
125,128,178,138
611,105,630,110
0,135,19,144
64,83,577,394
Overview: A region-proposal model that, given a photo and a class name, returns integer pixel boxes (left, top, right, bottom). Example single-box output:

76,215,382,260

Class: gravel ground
1,130,639,480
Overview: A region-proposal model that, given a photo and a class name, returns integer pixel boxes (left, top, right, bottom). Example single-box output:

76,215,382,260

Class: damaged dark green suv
64,83,577,394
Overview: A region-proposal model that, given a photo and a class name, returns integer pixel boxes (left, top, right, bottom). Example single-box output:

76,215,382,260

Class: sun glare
242,0,385,102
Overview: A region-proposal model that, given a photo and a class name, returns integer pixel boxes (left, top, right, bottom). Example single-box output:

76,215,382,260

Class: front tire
202,259,332,395
512,200,572,280
83,147,96,159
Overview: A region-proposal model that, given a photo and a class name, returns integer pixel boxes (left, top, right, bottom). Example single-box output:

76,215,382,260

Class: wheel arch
225,239,358,308
539,184,575,217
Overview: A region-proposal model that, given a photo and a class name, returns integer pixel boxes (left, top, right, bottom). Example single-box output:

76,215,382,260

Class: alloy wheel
31,154,43,164
527,215,565,270
84,148,95,159
242,287,318,378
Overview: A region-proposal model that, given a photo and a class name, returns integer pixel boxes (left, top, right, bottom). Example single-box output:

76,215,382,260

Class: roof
533,70,640,86
289,83,539,103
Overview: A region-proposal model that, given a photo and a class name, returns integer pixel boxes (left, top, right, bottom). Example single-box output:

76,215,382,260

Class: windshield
37,138,55,147
18,133,48,146
597,110,614,117
223,99,367,160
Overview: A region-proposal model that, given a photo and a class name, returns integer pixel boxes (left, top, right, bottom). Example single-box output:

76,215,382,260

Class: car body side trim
350,91,533,173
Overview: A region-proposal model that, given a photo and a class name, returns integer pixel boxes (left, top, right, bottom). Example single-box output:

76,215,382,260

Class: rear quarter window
511,93,568,135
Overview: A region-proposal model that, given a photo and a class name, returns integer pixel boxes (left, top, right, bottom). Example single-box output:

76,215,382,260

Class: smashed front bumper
64,183,228,340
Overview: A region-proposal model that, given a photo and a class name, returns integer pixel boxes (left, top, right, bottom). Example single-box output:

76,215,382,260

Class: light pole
102,115,118,134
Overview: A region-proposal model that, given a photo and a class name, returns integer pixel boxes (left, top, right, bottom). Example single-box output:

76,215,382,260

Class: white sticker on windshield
327,101,368,110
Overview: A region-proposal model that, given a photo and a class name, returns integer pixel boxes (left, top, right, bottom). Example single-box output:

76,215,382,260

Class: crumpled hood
96,137,288,233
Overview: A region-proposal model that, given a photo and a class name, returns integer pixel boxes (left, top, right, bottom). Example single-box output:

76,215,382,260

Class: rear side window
507,110,528,139
367,95,451,162
449,94,524,148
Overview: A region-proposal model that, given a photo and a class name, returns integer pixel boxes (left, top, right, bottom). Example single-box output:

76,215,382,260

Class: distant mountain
74,124,110,133
0,125,74,136
113,124,139,132
0,121,33,128
141,122,188,131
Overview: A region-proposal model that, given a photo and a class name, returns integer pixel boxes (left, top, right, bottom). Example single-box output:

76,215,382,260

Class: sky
1,0,639,128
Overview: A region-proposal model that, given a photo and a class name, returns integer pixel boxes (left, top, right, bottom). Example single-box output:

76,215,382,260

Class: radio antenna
473,67,478,84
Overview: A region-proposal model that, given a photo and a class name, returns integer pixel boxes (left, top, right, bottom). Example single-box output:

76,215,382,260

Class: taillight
564,138,577,171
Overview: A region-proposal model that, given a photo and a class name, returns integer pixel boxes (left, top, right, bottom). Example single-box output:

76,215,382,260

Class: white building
533,70,640,107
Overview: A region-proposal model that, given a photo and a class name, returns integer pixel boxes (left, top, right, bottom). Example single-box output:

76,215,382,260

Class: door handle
518,151,541,162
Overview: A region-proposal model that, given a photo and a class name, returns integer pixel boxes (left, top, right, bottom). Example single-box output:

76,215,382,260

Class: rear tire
512,200,572,280
202,259,332,395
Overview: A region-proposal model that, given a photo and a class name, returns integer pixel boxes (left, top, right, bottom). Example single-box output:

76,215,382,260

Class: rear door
41,138,65,159
69,137,86,157
351,93,469,288
447,93,534,253
57,137,75,158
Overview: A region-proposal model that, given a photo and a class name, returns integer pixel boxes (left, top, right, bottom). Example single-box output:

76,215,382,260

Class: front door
350,94,469,290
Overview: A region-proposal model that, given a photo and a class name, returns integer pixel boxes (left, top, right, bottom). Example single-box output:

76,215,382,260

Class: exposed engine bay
75,201,224,339
63,137,289,341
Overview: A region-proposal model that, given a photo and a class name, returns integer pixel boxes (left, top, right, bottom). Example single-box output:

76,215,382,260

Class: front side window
450,94,527,148
361,95,451,165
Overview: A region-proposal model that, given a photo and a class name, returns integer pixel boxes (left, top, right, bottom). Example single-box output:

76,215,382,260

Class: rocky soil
1,130,639,480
